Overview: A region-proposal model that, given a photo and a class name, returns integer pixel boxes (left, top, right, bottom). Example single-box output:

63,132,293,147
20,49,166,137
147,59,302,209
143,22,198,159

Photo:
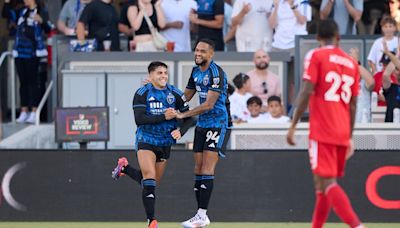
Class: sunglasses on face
262,81,268,94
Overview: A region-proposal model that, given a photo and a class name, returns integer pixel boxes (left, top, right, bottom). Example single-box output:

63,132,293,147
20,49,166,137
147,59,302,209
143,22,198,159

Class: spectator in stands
76,0,120,51
57,0,91,36
269,0,311,55
382,41,400,122
160,0,196,52
372,50,398,107
126,0,166,52
389,0,400,30
349,47,375,123
2,0,24,37
246,96,269,123
190,0,224,51
118,0,136,50
320,0,363,35
229,73,253,122
231,0,273,52
367,16,398,74
223,0,235,51
247,49,281,109
265,95,290,123
13,0,51,123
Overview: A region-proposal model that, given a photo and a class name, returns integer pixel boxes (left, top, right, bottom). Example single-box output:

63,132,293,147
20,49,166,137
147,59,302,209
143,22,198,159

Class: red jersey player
287,19,364,228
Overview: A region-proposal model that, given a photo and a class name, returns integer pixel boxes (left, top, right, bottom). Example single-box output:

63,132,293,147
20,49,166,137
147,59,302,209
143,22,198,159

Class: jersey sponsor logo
203,74,209,86
149,102,165,115
167,93,175,104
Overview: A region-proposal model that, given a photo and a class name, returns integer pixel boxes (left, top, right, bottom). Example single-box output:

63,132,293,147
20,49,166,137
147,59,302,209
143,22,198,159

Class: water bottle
371,92,378,109
361,108,369,123
393,108,400,123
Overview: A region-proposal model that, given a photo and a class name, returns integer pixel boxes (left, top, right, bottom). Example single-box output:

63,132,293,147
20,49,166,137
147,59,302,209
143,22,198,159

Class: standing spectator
269,0,311,55
265,95,290,123
247,49,281,107
160,0,197,52
191,0,224,51
382,44,400,122
13,0,51,123
57,0,92,36
2,0,24,37
118,0,136,50
229,73,253,122
76,0,120,51
389,0,400,31
367,16,398,74
231,0,274,52
127,0,166,52
320,0,363,35
349,48,375,123
223,0,235,51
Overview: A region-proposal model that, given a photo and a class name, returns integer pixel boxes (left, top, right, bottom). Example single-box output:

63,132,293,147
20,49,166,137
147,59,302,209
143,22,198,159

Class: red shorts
308,139,348,178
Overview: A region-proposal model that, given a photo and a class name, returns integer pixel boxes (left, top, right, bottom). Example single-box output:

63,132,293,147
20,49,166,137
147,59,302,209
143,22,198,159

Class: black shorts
137,142,171,162
193,127,231,157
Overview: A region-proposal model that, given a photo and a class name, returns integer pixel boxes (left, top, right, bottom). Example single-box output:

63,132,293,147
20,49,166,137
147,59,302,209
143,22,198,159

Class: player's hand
348,48,359,62
346,139,354,160
171,129,182,140
286,126,296,146
175,112,185,119
164,108,177,120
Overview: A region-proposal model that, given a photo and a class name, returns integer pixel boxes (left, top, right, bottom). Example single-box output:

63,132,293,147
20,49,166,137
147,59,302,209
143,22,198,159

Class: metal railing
35,80,53,126
0,51,16,123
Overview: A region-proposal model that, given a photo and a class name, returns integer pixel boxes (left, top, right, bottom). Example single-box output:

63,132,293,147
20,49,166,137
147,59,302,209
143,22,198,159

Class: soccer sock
326,183,361,227
122,165,143,184
142,179,156,222
198,175,214,210
194,175,202,208
312,191,331,228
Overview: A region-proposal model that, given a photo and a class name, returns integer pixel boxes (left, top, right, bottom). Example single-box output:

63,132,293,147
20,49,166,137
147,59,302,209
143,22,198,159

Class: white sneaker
181,213,210,228
16,112,28,123
25,112,36,124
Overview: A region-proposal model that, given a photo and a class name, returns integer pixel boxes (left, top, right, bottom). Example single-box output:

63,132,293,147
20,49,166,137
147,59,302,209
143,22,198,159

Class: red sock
312,191,331,228
326,184,361,227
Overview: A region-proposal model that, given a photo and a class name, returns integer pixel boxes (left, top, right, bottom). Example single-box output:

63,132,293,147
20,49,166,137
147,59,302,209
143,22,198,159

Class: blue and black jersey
133,83,189,147
186,61,231,128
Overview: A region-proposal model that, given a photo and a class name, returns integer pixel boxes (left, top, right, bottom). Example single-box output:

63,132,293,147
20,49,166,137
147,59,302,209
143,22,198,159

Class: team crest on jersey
212,77,220,88
203,75,209,86
167,93,175,104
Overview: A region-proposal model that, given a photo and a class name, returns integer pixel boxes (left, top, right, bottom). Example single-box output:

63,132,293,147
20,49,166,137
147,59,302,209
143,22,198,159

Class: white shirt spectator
161,0,197,52
271,0,311,50
265,113,290,123
229,91,252,121
247,113,269,123
367,37,398,73
232,0,274,52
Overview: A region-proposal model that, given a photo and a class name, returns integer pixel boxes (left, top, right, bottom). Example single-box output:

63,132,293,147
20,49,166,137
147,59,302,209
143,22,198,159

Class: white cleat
181,213,210,228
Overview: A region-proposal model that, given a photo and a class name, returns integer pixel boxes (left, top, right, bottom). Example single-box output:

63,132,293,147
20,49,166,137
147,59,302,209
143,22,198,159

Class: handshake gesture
164,108,184,120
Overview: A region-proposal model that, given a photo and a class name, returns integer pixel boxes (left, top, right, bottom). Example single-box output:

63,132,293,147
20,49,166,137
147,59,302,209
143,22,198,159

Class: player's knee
141,169,156,179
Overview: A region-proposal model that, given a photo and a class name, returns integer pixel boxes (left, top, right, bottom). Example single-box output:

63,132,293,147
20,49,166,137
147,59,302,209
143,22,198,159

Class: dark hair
227,83,235,96
148,61,168,73
317,19,339,40
267,95,282,104
232,73,250,89
196,38,215,51
247,96,262,107
380,15,397,27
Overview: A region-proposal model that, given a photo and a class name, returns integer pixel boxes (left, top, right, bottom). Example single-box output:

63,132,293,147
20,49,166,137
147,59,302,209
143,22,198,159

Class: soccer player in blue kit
111,61,193,228
178,38,232,228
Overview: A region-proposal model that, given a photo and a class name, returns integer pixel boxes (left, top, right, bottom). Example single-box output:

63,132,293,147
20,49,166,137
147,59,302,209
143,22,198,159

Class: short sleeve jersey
303,46,360,146
186,61,230,128
133,83,189,146
196,0,224,41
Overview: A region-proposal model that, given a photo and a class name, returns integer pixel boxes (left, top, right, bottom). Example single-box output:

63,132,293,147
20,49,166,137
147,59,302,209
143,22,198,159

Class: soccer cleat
111,157,128,180
148,219,158,228
181,213,210,228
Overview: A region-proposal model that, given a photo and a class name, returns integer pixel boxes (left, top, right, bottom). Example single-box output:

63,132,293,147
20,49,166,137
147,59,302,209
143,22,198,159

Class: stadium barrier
0,150,398,222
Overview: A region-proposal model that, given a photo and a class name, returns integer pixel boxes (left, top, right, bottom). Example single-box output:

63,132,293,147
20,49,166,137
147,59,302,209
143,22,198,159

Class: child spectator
265,95,290,123
229,73,252,122
246,96,268,123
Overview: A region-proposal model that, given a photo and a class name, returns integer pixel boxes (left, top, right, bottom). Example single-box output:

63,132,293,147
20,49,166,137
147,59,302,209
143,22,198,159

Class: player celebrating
287,19,364,228
177,38,231,228
111,61,192,228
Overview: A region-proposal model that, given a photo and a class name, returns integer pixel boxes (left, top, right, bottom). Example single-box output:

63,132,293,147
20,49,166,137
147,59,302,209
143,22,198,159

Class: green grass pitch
0,222,399,228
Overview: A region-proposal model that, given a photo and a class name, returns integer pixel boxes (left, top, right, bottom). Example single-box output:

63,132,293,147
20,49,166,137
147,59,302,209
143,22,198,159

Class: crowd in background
1,0,400,124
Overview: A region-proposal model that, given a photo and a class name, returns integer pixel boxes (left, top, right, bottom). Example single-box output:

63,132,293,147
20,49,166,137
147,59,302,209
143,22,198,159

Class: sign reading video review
55,107,109,142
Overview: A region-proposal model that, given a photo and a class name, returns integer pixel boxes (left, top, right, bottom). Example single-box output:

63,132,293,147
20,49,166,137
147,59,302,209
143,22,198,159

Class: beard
195,58,207,66
256,62,269,70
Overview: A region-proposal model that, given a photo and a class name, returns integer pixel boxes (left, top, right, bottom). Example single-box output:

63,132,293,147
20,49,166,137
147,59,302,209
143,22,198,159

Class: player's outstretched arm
184,88,196,102
177,90,220,119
